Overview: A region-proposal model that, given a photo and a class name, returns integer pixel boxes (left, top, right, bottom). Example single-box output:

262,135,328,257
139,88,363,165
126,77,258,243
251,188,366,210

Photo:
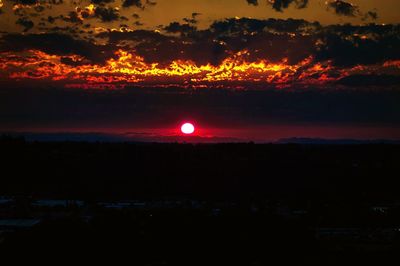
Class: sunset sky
1,0,399,141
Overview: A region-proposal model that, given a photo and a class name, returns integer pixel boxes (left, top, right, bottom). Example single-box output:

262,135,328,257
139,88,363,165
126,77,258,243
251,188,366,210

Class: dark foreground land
1,138,400,265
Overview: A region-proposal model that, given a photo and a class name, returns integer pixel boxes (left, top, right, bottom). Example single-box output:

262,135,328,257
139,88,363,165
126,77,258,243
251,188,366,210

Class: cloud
363,10,378,21
99,29,171,44
247,0,377,19
0,33,116,64
269,0,308,12
316,24,400,66
122,0,143,8
16,17,34,31
91,0,114,4
122,0,155,8
246,0,258,6
326,0,359,17
74,18,400,67
94,6,120,22
11,0,38,5
183,13,201,24
98,27,227,65
47,16,56,23
246,0,309,12
210,17,318,35
63,11,84,24
1,18,400,85
191,12,201,18
164,22,197,35
48,0,64,4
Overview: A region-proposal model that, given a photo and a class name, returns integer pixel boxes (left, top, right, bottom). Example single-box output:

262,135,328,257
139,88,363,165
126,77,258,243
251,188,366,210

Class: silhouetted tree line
1,137,400,201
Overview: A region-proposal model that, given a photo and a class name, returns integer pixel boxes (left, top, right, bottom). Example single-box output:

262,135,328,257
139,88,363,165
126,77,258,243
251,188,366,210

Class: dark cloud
164,22,197,35
47,16,56,23
363,10,378,21
206,18,318,64
63,11,83,24
183,18,197,24
121,0,155,9
113,18,304,65
34,5,46,12
91,0,114,5
48,0,63,4
246,0,258,6
269,0,308,12
94,6,120,22
2,18,400,69
183,13,201,24
16,17,34,32
11,0,38,5
60,56,85,66
316,24,400,66
248,0,376,19
92,18,400,67
122,0,143,8
99,29,170,43
97,27,227,66
327,0,359,17
210,17,319,35
246,0,308,12
0,33,116,64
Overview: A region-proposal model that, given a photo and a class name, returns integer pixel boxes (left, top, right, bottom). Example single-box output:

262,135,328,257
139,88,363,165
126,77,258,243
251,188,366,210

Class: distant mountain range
2,132,400,144
1,132,243,143
276,138,400,145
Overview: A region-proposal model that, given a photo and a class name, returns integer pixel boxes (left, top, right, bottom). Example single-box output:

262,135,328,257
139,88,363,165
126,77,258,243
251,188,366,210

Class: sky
0,0,399,141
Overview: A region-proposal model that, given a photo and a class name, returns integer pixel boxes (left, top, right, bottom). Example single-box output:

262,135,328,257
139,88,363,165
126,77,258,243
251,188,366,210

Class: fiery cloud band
1,18,399,89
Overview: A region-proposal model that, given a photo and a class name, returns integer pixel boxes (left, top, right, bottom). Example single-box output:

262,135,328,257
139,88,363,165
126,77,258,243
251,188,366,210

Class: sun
181,122,195,135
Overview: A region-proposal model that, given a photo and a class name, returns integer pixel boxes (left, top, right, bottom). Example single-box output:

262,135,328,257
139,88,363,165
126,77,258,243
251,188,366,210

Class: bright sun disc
181,123,195,134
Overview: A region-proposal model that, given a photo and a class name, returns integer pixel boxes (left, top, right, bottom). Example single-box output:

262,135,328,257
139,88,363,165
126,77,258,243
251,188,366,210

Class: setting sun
181,123,195,135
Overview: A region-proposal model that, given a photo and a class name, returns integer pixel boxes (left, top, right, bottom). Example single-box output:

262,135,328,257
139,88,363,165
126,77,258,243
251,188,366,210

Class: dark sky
0,0,399,141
